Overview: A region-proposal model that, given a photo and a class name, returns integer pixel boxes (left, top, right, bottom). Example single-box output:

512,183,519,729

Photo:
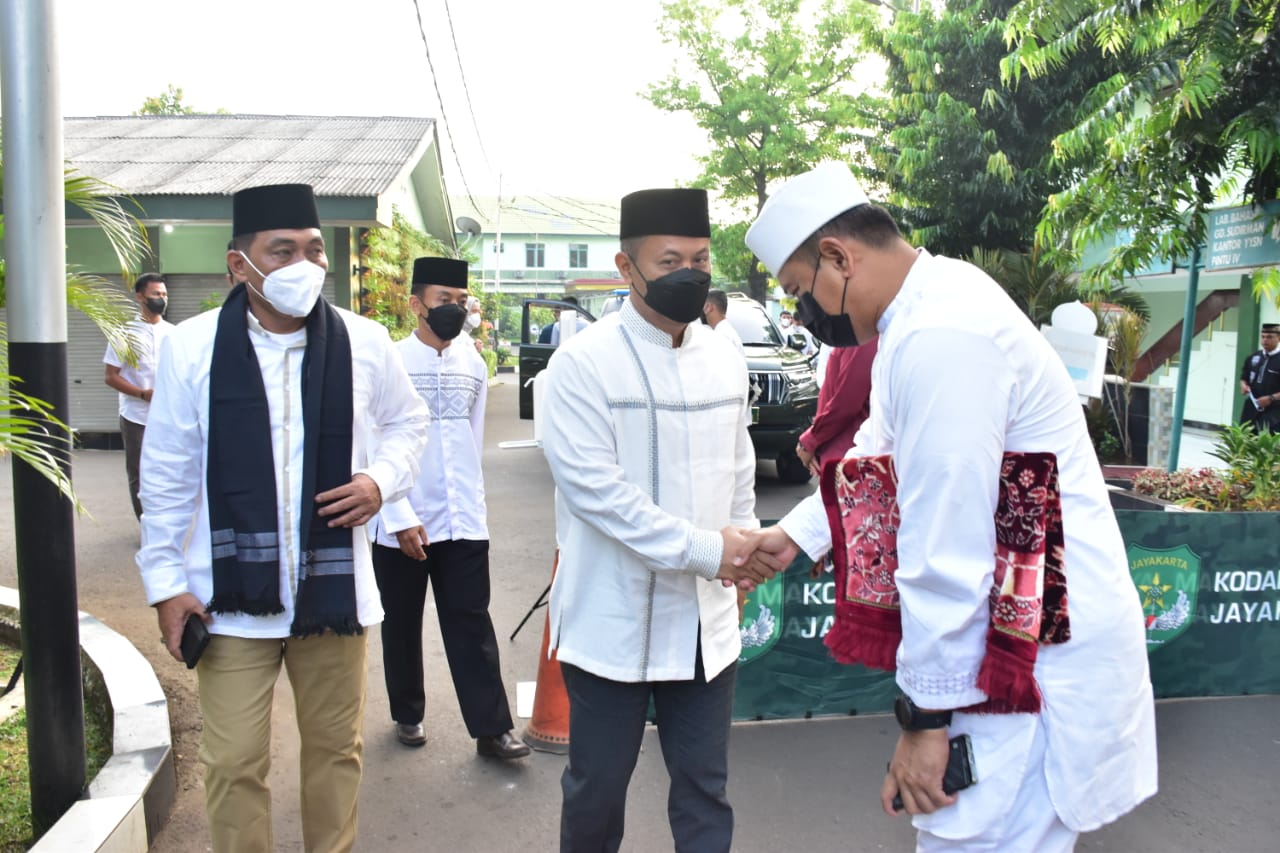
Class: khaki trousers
197,632,368,853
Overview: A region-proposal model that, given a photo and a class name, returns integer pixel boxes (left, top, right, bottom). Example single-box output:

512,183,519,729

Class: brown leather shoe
476,731,531,760
396,723,427,747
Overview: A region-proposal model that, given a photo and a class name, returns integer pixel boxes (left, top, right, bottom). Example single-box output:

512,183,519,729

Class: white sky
48,0,711,202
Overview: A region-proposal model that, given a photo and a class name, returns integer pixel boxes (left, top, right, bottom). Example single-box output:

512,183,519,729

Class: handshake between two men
716,525,801,590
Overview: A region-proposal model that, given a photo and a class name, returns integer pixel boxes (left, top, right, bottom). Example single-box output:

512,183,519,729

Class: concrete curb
0,586,175,852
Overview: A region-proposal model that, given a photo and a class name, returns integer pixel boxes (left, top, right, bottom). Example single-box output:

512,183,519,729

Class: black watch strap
894,695,952,731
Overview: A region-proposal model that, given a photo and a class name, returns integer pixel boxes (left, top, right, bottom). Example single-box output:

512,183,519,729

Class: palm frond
0,375,87,515
62,170,152,283
66,272,143,366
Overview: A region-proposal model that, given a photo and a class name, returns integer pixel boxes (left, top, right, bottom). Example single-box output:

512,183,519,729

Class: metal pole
1167,244,1202,473
1,0,87,834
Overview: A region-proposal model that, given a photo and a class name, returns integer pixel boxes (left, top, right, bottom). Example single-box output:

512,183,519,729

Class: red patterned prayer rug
820,452,1069,713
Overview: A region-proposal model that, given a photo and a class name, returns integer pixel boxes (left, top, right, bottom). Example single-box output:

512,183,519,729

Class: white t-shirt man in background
103,272,175,520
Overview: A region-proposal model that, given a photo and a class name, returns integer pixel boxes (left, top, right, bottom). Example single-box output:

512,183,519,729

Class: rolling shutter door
66,274,338,435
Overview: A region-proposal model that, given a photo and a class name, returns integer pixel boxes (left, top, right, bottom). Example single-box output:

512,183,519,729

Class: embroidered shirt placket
619,323,660,680
433,356,456,540
282,340,305,597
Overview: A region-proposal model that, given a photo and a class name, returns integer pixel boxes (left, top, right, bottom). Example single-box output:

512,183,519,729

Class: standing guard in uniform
1239,322,1280,432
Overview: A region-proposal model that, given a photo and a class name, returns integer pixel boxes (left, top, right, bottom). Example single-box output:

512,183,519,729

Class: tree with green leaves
709,221,753,290
135,84,196,115
648,0,879,301
855,0,1115,260
1003,0,1280,286
360,208,454,340
135,84,227,116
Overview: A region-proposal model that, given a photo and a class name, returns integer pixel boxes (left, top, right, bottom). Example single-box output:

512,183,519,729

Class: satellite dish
455,216,482,237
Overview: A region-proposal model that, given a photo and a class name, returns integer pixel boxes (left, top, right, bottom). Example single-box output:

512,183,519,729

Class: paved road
1,374,1277,851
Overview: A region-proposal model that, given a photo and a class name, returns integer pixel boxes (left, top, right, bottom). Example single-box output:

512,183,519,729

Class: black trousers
370,540,513,737
120,416,145,520
559,650,736,853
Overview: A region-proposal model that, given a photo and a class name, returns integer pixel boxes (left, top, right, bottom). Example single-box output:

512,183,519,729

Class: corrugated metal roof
452,195,620,237
64,115,436,197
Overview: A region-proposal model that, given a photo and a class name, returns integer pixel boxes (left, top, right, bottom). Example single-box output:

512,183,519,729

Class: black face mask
633,263,712,324
145,296,168,316
797,261,857,348
423,302,468,341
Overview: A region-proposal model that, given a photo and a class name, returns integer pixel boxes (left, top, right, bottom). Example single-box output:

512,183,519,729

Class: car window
726,301,783,346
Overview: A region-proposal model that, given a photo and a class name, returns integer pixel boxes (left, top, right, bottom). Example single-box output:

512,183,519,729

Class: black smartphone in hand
180,614,211,670
892,733,977,812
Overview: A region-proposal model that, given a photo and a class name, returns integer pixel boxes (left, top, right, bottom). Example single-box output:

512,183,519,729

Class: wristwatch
894,695,952,731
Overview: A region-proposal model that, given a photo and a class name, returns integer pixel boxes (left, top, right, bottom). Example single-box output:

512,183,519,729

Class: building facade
1082,202,1280,428
451,195,621,295
63,114,454,436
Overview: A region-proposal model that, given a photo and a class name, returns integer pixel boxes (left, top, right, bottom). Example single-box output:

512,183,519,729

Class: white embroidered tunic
542,301,757,683
781,251,1157,835
373,333,488,545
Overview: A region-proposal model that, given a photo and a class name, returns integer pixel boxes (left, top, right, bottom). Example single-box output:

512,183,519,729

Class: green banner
1119,510,1280,698
733,560,897,721
733,510,1280,720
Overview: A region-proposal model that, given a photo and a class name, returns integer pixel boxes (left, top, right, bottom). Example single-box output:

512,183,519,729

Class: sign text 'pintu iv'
1206,201,1280,271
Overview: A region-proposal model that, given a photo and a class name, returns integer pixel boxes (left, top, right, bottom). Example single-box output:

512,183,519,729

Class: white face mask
238,252,327,318
463,311,481,333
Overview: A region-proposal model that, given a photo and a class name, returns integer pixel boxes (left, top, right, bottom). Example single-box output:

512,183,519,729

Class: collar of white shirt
621,300,692,349
876,248,930,337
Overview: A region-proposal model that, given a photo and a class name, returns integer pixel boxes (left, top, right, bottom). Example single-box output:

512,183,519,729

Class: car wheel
775,450,813,484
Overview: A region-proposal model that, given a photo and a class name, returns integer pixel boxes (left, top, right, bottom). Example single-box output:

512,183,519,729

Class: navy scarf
205,284,361,636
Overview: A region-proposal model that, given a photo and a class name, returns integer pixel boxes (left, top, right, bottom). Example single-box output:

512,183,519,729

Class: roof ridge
66,114,435,121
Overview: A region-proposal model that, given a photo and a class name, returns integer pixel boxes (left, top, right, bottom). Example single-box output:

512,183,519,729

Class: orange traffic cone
523,555,570,754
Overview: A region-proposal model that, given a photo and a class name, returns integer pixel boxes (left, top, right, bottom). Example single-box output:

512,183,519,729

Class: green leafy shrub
1208,424,1280,511
1131,468,1230,507
1130,426,1280,511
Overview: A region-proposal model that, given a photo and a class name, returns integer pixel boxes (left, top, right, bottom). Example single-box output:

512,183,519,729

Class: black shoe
476,731,531,760
396,723,427,747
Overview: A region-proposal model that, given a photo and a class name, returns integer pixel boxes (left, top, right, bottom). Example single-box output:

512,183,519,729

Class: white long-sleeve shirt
714,317,746,357
542,301,757,683
373,333,488,545
780,250,1157,834
136,305,429,638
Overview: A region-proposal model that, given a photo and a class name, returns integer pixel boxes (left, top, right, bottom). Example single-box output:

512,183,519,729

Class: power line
409,0,481,217
440,0,493,176
524,193,618,234
547,193,619,226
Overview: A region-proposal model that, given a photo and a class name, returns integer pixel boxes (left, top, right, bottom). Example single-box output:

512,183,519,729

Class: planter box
1108,487,1195,512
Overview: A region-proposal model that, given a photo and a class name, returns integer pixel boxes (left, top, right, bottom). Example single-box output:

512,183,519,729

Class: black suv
723,292,819,483
517,293,818,483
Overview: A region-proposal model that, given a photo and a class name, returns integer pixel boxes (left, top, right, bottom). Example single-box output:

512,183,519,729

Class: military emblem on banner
1127,543,1200,647
739,573,783,664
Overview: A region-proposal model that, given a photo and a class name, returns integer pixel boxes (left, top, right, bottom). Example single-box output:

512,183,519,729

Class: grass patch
0,642,113,851
1,708,33,850
0,645,18,684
